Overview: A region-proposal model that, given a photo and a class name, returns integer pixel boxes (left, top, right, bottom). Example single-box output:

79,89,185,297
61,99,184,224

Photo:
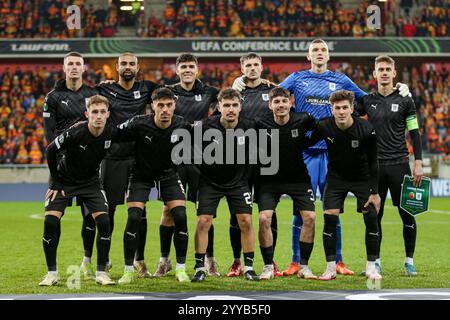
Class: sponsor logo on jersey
262,93,269,101
195,94,202,101
391,104,399,112
329,82,336,91
104,140,111,149
351,140,359,148
109,91,117,97
371,104,377,109
134,91,141,99
171,134,178,143
291,129,299,138
238,136,245,145
305,96,330,105
61,99,69,106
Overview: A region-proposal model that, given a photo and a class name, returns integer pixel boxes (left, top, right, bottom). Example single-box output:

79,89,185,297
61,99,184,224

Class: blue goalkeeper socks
291,214,303,263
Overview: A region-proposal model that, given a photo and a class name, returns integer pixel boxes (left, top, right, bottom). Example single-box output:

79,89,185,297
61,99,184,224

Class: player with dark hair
42,51,99,279
155,53,220,278
116,87,191,284
356,56,423,276
227,52,282,278
191,88,259,282
306,90,382,281
94,52,159,278
40,95,115,286
256,87,318,280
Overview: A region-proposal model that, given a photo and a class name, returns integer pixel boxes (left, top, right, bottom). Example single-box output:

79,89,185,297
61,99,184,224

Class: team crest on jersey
58,134,64,144
351,140,359,148
171,134,178,143
391,104,399,112
43,103,48,111
238,136,245,145
104,140,111,149
195,94,202,101
329,82,336,91
291,129,299,138
262,93,269,101
134,91,141,99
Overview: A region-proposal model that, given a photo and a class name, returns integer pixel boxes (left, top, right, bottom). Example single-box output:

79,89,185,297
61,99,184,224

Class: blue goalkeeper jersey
280,69,367,150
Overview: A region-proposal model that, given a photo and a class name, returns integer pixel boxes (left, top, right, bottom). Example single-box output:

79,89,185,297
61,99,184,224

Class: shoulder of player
290,111,314,123
238,116,256,129
172,114,188,125
354,116,375,133
64,121,88,140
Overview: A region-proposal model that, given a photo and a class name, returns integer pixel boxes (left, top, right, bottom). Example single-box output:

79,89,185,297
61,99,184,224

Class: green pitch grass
0,197,449,294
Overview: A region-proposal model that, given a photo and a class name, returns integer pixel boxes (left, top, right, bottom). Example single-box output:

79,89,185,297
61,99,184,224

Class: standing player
356,56,423,276
256,87,317,280
306,90,382,281
116,88,190,284
95,52,159,278
40,95,115,286
42,51,98,279
155,53,220,278
191,88,259,282
227,53,282,278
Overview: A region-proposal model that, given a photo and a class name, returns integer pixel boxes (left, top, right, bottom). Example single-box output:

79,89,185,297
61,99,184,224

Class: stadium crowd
0,62,448,164
142,0,448,38
0,0,447,38
0,0,118,38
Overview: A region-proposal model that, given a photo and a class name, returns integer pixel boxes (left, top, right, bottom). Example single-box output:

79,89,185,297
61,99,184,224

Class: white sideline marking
346,291,450,300
52,296,145,300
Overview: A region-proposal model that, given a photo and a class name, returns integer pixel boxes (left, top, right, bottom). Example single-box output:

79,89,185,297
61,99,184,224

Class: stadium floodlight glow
120,5,144,11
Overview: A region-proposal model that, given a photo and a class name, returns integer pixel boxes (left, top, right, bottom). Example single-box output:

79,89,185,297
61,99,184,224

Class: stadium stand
0,0,446,38
0,0,119,38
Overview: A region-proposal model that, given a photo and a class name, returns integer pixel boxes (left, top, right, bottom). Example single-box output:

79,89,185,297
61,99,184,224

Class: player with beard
116,88,191,284
43,52,98,280
227,53,282,278
90,52,159,278
155,53,221,278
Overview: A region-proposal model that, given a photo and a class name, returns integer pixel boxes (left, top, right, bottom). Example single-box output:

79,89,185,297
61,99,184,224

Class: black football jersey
240,83,273,120
167,80,219,123
355,91,417,165
117,114,190,180
43,79,98,143
96,80,159,159
47,121,118,186
311,116,378,192
255,112,316,184
197,115,255,189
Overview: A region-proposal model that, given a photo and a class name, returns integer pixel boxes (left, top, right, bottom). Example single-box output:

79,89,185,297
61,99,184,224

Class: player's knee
128,207,143,225
302,211,316,228
363,205,378,230
95,214,110,236
259,214,271,230
170,206,187,227
229,214,239,228
237,215,252,232
323,213,338,229
197,215,212,230
44,214,60,233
